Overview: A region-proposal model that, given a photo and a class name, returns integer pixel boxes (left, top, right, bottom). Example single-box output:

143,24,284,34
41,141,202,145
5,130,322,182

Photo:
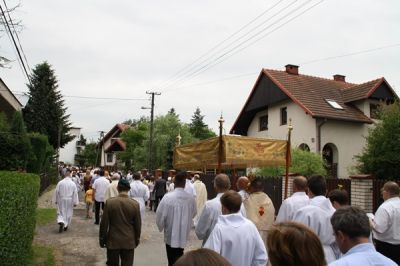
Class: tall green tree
78,143,99,167
357,101,400,179
189,107,216,140
23,62,73,149
118,123,148,170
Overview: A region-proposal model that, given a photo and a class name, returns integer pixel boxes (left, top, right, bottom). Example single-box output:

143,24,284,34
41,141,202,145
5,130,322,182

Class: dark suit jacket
154,178,167,197
99,192,141,250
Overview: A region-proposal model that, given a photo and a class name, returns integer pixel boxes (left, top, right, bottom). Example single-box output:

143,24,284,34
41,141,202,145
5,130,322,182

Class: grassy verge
36,208,56,226
28,244,55,266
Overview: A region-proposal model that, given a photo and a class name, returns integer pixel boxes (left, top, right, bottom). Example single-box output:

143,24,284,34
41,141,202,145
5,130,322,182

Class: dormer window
326,99,344,110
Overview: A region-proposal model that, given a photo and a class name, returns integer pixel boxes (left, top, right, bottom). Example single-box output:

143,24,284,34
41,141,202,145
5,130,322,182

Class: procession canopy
173,135,288,169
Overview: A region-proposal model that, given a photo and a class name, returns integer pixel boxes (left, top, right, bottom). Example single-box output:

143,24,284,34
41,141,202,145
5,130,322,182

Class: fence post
349,174,374,213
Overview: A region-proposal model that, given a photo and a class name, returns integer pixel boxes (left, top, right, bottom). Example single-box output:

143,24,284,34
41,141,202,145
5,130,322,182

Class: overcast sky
1,0,399,142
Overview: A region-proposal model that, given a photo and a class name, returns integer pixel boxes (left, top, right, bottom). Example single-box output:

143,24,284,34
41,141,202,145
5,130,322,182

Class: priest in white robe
129,172,150,223
204,190,267,266
275,175,309,223
193,174,207,225
156,172,196,266
293,175,338,263
53,169,79,232
195,174,246,246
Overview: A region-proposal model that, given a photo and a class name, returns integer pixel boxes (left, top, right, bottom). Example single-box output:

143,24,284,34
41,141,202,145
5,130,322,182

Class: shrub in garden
0,171,40,265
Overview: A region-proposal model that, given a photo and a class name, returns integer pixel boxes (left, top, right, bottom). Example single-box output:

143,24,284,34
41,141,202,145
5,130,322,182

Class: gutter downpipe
316,118,327,154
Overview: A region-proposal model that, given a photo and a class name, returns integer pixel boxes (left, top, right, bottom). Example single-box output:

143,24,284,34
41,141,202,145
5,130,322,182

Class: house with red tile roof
99,123,129,168
230,64,398,178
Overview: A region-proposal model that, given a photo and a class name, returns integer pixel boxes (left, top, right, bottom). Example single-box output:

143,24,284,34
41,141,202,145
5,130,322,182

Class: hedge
0,171,40,265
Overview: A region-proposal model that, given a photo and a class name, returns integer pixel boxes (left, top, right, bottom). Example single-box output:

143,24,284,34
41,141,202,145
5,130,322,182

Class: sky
0,0,399,142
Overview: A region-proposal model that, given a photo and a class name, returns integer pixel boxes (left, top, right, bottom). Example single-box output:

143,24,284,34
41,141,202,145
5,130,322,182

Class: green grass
28,244,55,266
36,208,57,226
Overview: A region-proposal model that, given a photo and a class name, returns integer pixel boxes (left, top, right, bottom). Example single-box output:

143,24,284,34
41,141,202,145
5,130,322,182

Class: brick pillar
349,175,374,213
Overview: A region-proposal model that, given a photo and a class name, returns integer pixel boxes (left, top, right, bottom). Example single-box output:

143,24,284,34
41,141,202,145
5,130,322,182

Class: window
259,115,268,131
325,99,344,110
106,153,113,163
298,143,310,152
370,103,379,119
280,107,287,125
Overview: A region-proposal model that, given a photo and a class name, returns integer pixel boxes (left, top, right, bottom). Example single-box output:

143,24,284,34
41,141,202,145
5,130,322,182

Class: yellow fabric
243,192,275,231
173,135,287,169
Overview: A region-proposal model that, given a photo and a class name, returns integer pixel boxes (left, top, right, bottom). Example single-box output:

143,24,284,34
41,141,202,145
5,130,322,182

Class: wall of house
247,101,316,150
59,128,81,165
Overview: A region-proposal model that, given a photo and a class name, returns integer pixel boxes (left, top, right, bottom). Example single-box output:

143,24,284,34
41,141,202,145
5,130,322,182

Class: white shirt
204,213,267,266
129,180,150,208
275,191,309,223
184,179,196,197
195,192,247,245
104,180,119,202
238,189,249,201
93,176,110,202
156,187,196,248
372,197,400,244
293,195,338,263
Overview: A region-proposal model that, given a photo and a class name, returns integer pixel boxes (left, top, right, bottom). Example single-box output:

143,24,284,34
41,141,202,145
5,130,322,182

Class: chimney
285,64,299,75
333,74,346,82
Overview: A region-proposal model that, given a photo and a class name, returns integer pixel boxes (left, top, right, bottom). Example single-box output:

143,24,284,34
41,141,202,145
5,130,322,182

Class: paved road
35,190,202,266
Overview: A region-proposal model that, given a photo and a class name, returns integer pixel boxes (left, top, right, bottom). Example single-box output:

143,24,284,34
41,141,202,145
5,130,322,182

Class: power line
160,0,323,92
0,3,31,85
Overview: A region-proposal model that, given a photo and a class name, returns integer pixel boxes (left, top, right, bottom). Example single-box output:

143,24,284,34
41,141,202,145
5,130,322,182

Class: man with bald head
195,173,246,246
372,181,400,264
237,176,249,201
275,175,309,223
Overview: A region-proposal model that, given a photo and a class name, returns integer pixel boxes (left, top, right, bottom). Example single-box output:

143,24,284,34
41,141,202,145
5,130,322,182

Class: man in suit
99,179,141,266
154,169,167,212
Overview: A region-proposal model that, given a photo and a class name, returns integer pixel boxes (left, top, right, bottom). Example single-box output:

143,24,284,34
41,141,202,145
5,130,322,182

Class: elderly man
156,172,197,266
100,179,141,266
236,176,249,201
104,172,121,202
92,169,111,225
371,181,400,264
204,190,267,266
195,173,246,246
275,176,309,222
129,172,150,224
193,174,207,225
53,169,79,233
243,177,275,246
293,175,338,263
329,206,396,266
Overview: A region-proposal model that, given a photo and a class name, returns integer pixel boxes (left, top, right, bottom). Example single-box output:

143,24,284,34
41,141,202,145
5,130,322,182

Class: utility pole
142,91,161,173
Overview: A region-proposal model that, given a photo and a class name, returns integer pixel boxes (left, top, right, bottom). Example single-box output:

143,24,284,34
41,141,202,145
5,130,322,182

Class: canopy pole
284,119,293,199
217,115,224,174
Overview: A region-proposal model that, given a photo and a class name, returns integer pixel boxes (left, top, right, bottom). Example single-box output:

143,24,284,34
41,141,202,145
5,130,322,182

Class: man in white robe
195,173,246,246
236,176,249,201
129,172,150,224
156,172,196,266
193,174,207,225
53,169,79,233
204,190,267,266
293,175,338,263
184,173,196,197
275,175,309,223
104,173,120,202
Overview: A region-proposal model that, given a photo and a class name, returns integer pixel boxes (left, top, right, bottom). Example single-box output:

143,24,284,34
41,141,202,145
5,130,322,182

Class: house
59,127,82,165
98,123,129,168
230,64,398,178
0,78,22,120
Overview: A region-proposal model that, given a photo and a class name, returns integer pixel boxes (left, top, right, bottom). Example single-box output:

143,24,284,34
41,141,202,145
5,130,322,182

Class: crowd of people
53,165,399,266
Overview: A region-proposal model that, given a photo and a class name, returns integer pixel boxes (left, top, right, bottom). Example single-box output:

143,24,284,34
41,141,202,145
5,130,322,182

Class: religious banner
173,135,288,169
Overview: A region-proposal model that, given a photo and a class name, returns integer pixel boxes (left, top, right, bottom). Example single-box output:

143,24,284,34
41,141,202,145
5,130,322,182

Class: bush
27,133,54,174
0,171,40,265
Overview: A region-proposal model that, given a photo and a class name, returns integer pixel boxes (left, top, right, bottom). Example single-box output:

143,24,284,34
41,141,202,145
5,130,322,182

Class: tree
79,143,99,167
0,3,22,68
357,101,400,179
23,62,73,149
9,111,31,170
189,107,216,140
257,148,327,177
118,123,148,170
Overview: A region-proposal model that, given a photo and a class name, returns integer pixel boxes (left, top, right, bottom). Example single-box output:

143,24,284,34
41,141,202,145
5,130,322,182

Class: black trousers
94,200,104,224
154,195,164,212
165,244,183,266
107,249,134,266
375,239,400,264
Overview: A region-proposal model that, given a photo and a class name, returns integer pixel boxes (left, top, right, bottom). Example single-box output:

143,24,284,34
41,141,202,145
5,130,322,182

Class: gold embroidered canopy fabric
173,135,288,169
